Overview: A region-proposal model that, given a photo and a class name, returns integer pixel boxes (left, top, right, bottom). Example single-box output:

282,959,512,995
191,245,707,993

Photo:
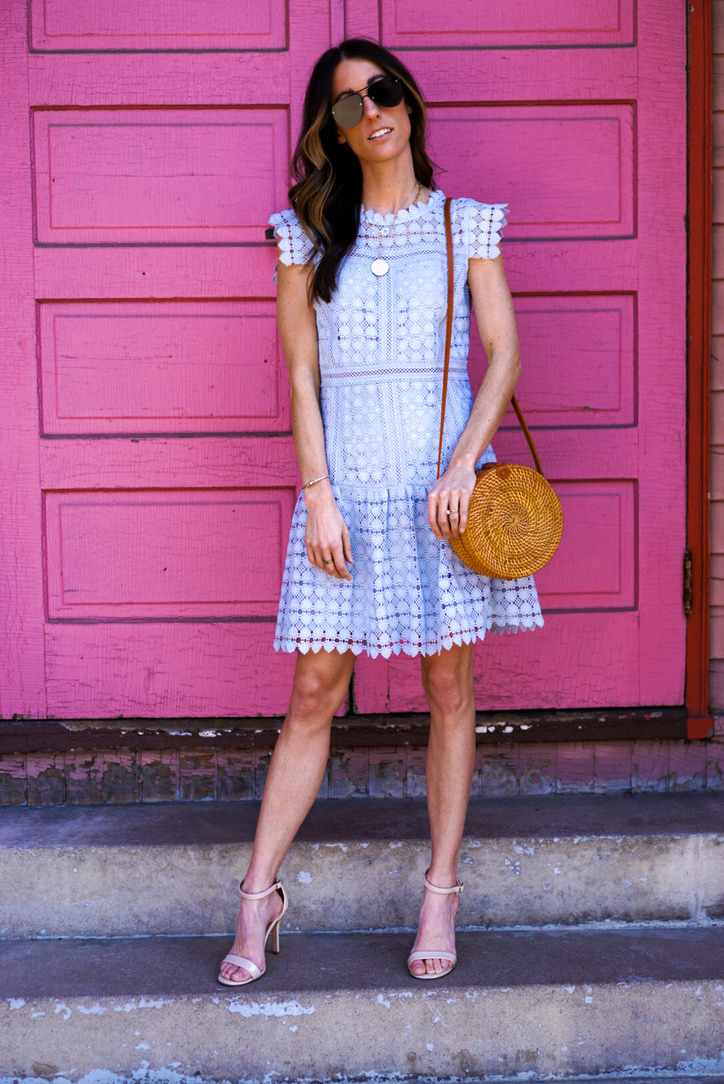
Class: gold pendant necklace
365,180,422,278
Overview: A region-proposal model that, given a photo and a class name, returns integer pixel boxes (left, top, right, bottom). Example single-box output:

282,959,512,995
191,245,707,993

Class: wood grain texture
712,282,724,337
29,52,292,108
709,609,724,657
44,622,296,718
39,437,299,490
714,55,724,112
470,295,635,428
592,742,633,792
33,108,289,245
34,245,277,301
715,0,724,53
5,721,722,805
518,743,556,795
30,0,287,51
710,554,724,603
428,104,635,238
380,0,634,47
708,666,724,723
556,743,596,794
39,301,287,435
0,2,47,718
634,0,687,706
354,614,648,713
668,741,708,791
711,169,724,228
343,0,379,41
0,708,693,755
44,488,295,620
713,333,724,388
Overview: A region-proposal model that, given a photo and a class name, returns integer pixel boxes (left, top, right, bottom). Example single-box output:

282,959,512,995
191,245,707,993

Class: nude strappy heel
407,870,463,980
217,878,288,987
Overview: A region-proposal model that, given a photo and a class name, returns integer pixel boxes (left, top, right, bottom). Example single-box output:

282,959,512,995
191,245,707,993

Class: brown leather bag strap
436,197,455,479
436,197,546,478
510,395,543,474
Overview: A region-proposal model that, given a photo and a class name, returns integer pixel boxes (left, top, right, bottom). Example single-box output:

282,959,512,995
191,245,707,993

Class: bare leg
409,642,476,977
219,648,355,983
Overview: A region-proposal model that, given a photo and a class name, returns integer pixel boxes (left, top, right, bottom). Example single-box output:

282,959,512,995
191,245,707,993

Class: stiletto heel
218,879,288,986
407,869,463,980
270,917,281,955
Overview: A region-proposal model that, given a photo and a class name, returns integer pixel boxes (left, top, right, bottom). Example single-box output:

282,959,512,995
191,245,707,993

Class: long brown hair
290,39,435,304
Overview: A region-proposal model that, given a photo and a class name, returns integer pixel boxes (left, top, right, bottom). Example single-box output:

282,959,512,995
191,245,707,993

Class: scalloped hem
274,615,544,659
470,203,507,261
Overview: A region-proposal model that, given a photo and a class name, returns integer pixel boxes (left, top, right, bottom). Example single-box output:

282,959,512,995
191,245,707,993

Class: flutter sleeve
268,208,315,283
466,200,509,260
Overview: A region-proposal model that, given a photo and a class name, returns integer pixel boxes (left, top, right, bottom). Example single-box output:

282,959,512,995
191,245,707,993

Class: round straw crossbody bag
438,197,563,580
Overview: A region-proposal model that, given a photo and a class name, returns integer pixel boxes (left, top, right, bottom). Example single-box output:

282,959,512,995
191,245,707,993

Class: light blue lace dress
269,189,543,658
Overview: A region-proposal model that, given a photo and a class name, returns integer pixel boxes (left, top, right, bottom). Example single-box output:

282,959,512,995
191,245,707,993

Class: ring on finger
323,557,334,565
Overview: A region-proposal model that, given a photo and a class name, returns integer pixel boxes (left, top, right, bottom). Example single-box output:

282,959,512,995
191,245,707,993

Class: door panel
31,0,288,51
380,0,635,48
428,104,635,238
34,109,289,244
39,301,286,435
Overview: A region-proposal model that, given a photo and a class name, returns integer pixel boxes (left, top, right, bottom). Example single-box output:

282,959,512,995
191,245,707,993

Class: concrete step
0,792,722,938
1,927,724,1081
10,1078,724,1084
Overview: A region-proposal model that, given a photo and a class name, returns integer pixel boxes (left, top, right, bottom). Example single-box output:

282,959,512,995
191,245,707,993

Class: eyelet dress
269,189,543,658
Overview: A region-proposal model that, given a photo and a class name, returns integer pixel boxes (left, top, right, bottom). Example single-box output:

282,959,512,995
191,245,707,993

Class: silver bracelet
302,473,330,490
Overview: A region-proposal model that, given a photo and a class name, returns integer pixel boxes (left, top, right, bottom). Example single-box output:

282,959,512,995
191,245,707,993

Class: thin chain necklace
363,179,422,278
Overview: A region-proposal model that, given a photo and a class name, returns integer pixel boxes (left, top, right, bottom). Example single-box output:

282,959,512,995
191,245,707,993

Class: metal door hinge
683,547,693,617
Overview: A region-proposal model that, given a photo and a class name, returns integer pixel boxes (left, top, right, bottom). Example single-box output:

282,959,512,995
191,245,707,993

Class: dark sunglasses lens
332,95,364,129
368,77,404,108
331,77,404,129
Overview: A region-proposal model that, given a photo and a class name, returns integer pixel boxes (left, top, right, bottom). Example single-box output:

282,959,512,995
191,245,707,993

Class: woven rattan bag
438,198,563,580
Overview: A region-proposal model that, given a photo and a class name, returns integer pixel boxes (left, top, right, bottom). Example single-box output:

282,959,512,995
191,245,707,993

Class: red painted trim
686,0,713,717
687,715,715,739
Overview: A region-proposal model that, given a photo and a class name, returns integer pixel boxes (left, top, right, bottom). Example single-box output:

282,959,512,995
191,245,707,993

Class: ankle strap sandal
218,879,288,987
407,869,463,980
423,872,464,895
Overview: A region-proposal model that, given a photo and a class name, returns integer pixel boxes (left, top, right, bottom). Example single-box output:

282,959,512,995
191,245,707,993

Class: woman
218,38,542,987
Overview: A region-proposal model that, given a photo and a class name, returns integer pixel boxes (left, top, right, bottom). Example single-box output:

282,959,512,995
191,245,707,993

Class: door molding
686,0,713,730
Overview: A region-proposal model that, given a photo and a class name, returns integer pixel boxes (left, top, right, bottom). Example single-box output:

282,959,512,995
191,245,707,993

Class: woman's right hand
304,483,354,581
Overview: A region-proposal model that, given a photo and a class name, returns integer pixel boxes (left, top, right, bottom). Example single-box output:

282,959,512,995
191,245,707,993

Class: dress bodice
269,190,507,387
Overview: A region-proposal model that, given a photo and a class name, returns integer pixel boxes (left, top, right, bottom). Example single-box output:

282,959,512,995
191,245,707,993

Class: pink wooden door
2,0,340,718
1,0,686,719
348,0,688,711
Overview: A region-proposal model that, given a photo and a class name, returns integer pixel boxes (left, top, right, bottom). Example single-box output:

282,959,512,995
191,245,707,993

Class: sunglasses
331,75,405,130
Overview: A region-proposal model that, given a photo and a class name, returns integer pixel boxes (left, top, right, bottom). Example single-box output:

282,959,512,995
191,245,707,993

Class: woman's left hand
427,462,477,540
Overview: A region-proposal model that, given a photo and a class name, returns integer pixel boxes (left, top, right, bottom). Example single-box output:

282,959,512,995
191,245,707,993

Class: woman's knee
422,656,474,716
288,654,352,722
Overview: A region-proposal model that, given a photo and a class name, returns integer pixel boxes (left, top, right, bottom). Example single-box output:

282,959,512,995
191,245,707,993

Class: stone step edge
2,1077,723,1084
2,926,724,998
4,915,724,940
2,791,723,850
